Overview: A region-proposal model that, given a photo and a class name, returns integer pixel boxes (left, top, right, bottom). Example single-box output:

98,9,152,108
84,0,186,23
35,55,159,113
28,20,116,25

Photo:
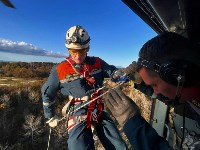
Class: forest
0,62,55,78
0,62,152,150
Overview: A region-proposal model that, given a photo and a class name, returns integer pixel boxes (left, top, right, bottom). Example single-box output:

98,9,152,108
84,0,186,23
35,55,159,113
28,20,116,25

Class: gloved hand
111,69,130,83
46,115,60,128
105,87,140,127
112,76,130,83
122,61,142,84
134,81,154,97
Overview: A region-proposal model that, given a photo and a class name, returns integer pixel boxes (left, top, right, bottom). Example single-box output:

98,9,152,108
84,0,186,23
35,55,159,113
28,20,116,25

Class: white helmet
65,25,90,50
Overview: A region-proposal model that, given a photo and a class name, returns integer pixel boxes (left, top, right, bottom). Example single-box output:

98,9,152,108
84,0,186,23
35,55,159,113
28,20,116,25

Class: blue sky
0,0,156,67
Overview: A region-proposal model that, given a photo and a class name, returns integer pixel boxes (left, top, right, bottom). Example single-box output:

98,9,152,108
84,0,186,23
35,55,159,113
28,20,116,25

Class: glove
122,61,142,84
112,76,130,83
105,86,140,127
111,69,130,83
134,81,154,97
134,81,171,104
46,115,60,128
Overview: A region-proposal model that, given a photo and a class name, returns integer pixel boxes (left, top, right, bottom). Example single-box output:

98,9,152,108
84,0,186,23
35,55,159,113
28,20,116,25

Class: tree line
0,62,56,78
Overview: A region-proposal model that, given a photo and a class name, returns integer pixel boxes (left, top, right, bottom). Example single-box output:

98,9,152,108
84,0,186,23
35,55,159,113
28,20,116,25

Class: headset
137,57,195,87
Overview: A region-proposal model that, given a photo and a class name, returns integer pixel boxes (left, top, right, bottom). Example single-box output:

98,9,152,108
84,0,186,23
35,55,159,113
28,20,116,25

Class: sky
0,0,156,67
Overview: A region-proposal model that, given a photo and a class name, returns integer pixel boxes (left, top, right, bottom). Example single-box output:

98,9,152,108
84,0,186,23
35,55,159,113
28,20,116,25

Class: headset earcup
159,61,186,86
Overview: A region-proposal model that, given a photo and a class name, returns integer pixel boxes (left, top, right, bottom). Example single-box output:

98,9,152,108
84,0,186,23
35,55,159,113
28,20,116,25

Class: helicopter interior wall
122,0,200,43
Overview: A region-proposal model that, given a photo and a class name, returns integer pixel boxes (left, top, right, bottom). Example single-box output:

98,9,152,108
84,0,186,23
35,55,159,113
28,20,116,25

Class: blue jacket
41,56,116,118
123,115,172,150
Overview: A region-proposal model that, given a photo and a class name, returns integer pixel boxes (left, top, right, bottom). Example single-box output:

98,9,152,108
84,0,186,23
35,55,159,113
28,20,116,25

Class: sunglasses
68,49,88,55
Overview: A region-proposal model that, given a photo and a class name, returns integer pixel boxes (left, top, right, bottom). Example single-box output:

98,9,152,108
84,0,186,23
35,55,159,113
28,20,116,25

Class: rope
47,127,52,150
46,81,125,150
58,82,124,122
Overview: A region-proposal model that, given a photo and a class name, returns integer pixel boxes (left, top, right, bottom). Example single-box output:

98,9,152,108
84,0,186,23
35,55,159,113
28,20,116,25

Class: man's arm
99,58,130,83
99,58,117,78
41,66,60,119
106,87,172,150
123,115,171,150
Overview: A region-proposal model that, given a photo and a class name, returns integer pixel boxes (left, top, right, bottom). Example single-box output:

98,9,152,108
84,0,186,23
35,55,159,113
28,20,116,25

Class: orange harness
86,89,103,128
66,57,103,128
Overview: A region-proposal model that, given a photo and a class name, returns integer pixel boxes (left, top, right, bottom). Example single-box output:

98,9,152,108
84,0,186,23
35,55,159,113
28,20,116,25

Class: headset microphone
173,74,184,105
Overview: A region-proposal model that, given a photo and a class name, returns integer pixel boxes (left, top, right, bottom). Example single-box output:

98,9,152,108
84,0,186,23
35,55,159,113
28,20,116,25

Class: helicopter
0,0,15,8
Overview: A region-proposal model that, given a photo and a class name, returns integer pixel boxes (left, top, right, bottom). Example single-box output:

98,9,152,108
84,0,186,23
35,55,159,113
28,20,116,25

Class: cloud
0,38,66,58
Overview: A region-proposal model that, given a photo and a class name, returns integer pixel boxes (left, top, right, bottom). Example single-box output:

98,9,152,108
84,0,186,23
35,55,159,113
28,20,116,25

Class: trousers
67,111,128,150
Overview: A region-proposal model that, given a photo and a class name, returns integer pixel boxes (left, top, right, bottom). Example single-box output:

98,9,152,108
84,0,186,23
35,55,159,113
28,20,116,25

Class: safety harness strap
65,57,103,128
86,90,103,128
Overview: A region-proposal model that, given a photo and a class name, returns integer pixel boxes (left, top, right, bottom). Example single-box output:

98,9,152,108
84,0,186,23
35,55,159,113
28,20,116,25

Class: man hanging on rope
41,25,128,150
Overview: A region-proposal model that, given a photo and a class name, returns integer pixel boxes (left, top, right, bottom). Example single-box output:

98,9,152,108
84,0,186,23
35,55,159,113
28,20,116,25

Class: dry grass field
0,77,45,87
0,77,153,150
